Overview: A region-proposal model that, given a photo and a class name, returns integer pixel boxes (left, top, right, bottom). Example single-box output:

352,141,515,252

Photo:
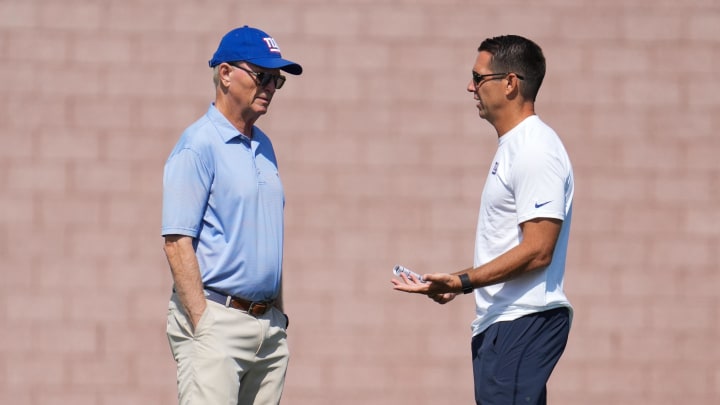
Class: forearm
456,244,546,288
455,218,561,290
164,235,207,327
392,220,560,297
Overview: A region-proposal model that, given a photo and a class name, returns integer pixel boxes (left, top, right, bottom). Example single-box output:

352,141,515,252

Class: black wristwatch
458,273,474,294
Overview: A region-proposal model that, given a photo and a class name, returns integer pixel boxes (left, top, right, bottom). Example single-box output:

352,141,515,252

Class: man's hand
391,272,461,304
428,292,457,304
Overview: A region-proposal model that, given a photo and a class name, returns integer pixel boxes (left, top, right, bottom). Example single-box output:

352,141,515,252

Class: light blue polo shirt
161,104,284,301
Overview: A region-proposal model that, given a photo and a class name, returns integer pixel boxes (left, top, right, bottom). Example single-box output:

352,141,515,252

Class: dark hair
478,35,546,101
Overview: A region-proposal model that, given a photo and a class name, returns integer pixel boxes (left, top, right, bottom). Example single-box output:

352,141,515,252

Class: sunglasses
472,71,524,87
229,63,286,89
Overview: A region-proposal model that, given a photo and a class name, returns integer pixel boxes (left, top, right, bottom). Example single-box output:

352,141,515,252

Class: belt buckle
248,301,267,316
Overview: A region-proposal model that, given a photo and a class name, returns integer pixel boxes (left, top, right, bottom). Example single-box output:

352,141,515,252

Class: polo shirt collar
207,103,252,143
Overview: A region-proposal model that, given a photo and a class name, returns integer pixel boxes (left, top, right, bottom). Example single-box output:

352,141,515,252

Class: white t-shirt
471,115,574,336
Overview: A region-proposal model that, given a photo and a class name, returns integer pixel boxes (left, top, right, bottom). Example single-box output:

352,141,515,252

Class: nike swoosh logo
534,200,552,208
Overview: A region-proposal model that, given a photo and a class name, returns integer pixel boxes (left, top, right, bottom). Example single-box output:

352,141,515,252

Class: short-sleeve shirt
162,104,284,301
471,115,574,336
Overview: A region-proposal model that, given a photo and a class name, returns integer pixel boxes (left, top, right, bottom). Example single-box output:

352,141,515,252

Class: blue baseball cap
208,26,302,75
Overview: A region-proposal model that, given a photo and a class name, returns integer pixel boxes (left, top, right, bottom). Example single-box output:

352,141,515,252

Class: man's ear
219,63,233,88
505,74,521,98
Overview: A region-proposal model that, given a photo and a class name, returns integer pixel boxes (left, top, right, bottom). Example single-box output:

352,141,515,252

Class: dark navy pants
471,307,570,405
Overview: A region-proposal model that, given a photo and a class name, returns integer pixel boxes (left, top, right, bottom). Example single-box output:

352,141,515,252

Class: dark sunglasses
472,71,524,87
229,63,286,89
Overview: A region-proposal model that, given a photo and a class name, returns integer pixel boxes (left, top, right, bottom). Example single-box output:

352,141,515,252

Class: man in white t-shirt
392,35,574,405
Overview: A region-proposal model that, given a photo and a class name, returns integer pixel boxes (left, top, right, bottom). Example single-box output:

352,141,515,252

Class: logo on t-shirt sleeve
534,200,552,208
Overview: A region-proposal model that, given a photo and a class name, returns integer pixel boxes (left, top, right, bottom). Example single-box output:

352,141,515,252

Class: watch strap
459,273,473,294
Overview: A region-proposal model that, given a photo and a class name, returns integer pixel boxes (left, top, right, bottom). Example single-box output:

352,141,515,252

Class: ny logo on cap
263,37,281,53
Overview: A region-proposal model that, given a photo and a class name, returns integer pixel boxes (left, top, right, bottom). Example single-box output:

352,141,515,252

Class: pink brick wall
1,1,718,404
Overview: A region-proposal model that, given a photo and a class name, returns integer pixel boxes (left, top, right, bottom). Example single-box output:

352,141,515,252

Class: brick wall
1,1,718,404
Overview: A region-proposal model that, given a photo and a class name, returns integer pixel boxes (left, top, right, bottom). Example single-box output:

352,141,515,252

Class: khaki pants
167,293,289,405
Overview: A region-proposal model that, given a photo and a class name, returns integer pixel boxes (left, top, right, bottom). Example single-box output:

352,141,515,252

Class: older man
162,25,301,405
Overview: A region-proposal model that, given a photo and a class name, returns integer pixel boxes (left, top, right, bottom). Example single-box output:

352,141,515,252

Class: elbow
534,255,553,269
163,237,175,256
528,247,556,270
162,241,173,257
163,234,187,257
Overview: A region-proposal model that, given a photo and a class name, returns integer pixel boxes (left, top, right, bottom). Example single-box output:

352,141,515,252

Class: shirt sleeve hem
161,227,198,238
517,212,564,224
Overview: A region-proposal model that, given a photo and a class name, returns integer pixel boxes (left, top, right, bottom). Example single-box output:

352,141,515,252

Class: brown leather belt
204,288,274,316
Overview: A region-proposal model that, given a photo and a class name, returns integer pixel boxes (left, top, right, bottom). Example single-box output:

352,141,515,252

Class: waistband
203,287,275,316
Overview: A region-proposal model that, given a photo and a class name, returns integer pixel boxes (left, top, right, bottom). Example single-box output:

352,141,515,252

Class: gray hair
212,65,221,87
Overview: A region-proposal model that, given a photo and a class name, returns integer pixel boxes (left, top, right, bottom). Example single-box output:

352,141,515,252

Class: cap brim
248,57,303,75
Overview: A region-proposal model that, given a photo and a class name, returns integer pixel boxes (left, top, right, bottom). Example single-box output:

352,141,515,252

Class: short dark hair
478,35,546,101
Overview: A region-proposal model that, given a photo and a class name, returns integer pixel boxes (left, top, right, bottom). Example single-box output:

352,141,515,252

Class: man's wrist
458,273,474,294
